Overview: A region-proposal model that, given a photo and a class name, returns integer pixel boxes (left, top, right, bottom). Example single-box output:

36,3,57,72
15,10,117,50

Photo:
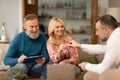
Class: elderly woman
47,17,81,76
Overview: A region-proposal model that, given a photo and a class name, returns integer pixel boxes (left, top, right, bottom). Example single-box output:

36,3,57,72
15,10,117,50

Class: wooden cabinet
38,0,89,20
38,0,93,43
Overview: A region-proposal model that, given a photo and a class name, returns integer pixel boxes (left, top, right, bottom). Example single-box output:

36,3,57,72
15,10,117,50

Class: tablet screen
23,55,43,62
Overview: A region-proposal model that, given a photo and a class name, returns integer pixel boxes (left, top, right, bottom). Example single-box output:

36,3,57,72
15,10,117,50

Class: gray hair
96,15,118,30
23,14,38,23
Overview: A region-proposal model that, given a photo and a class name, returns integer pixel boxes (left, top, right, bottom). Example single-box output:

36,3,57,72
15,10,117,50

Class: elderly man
4,14,50,79
68,15,120,80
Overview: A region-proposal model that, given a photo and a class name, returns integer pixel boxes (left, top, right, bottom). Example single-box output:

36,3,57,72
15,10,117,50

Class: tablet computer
23,55,43,62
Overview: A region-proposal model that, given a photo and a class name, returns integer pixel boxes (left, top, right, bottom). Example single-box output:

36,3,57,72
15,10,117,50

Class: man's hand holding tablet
23,55,43,62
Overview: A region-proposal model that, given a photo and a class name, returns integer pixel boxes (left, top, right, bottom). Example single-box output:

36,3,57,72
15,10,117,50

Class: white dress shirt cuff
85,63,92,71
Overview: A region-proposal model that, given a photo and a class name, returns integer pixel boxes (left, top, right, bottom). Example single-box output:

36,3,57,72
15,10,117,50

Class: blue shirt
4,31,50,66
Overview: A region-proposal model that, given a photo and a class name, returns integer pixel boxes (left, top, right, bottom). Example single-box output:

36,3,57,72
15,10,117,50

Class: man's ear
23,24,26,30
104,26,111,34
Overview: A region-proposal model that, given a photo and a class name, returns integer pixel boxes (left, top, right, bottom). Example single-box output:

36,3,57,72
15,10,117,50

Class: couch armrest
0,44,10,70
99,69,120,80
0,43,9,59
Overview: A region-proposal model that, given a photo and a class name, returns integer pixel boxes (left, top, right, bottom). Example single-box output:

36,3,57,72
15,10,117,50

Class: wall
0,0,22,41
98,0,120,17
98,0,109,16
109,0,120,7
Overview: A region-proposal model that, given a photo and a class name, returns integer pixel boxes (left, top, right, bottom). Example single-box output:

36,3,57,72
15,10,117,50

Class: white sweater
81,27,120,74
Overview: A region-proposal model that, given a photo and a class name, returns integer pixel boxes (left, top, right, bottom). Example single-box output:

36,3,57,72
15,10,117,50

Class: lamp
106,7,120,22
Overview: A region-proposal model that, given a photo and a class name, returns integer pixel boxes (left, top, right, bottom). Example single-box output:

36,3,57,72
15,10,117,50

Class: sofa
0,43,10,80
0,43,104,80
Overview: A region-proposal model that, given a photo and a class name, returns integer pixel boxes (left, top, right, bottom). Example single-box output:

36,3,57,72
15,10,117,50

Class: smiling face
24,19,40,39
53,21,65,37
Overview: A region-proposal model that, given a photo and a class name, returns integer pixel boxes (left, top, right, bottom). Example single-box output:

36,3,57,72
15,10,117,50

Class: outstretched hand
78,62,89,71
68,40,81,48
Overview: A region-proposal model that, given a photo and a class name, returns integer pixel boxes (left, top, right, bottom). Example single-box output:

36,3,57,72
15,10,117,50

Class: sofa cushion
80,56,98,64
96,54,104,63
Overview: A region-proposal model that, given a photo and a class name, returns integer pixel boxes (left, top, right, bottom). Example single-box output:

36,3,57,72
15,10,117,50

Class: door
91,0,98,44
22,0,38,20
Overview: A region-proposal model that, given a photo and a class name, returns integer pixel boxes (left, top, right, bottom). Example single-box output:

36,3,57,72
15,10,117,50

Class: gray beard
26,30,40,39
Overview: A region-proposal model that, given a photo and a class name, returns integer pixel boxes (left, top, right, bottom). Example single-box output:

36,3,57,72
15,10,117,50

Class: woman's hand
57,44,69,59
59,44,67,52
